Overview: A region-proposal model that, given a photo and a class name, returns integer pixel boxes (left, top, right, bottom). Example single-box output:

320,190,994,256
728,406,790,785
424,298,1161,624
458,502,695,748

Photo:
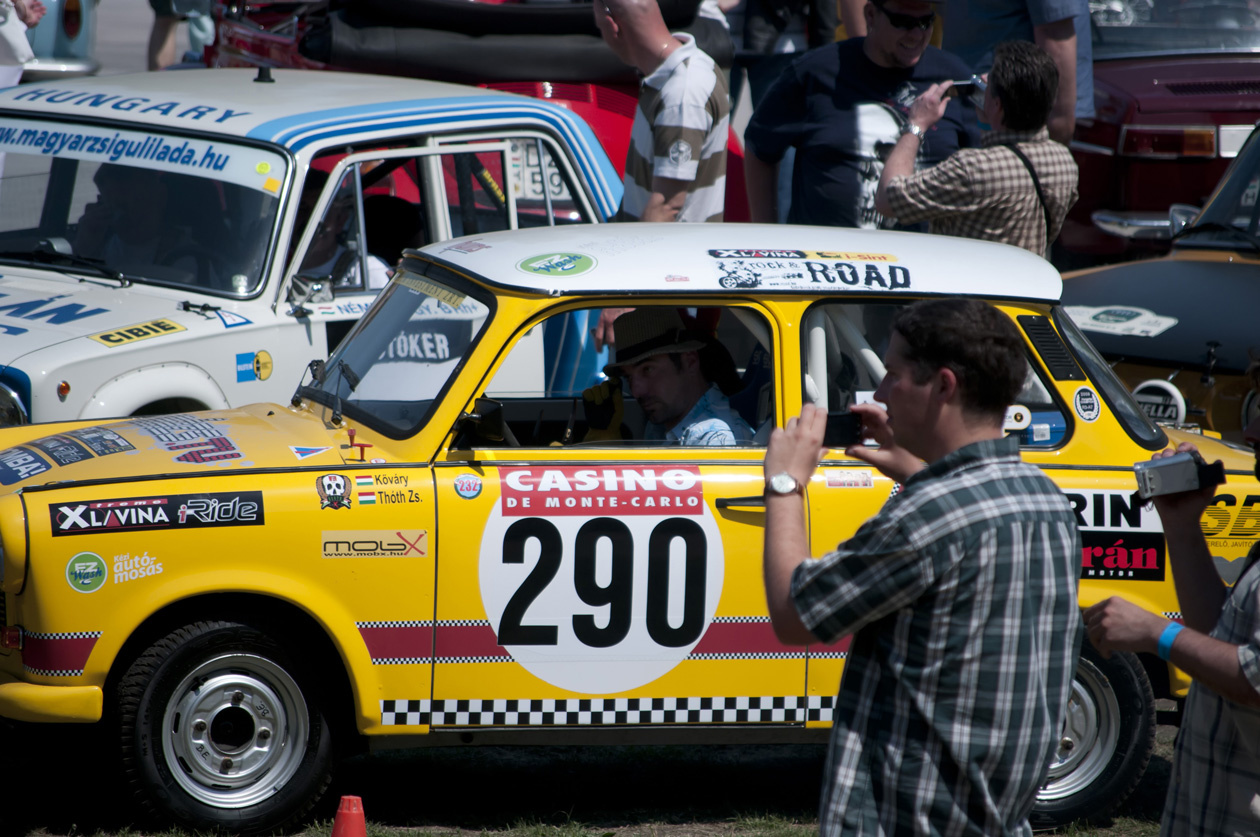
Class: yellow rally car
1,224,1257,832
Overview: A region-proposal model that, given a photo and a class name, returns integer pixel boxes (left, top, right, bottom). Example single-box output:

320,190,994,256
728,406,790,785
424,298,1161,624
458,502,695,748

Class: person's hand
1083,596,1168,659
15,0,45,28
843,402,924,484
907,81,952,134
765,402,827,489
1149,442,1221,526
592,307,633,352
582,378,624,442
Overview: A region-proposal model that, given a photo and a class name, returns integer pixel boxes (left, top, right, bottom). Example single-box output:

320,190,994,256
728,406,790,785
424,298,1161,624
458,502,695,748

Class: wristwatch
765,472,803,496
900,122,925,140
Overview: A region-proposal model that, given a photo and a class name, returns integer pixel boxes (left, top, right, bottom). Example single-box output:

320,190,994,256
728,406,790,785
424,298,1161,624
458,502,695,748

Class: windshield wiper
0,240,134,286
1173,220,1260,251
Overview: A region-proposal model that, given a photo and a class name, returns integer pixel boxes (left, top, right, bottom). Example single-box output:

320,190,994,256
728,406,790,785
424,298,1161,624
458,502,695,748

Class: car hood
0,268,210,363
0,403,350,488
1061,255,1260,373
1096,56,1260,114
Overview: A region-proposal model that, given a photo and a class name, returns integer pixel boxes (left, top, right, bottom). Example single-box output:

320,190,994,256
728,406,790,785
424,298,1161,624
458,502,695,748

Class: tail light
62,0,83,40
1119,125,1216,158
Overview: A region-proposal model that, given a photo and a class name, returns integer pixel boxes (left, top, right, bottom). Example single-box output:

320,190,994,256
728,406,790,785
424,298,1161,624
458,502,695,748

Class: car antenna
255,67,274,84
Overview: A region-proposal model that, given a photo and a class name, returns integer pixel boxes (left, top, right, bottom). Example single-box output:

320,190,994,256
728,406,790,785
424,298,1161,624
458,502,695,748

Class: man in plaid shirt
874,40,1078,258
1085,360,1260,836
762,299,1082,835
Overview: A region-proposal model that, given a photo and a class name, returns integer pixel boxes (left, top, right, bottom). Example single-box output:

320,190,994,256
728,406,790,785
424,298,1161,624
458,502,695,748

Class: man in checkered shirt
762,299,1082,835
1086,361,1260,836
874,40,1078,258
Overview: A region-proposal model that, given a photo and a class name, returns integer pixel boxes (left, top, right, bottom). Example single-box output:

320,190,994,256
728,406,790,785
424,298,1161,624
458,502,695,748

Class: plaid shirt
1162,549,1260,837
792,435,1082,836
883,128,1078,258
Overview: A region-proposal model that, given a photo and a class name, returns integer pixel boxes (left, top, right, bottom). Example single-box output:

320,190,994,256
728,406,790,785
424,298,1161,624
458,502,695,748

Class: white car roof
419,223,1064,302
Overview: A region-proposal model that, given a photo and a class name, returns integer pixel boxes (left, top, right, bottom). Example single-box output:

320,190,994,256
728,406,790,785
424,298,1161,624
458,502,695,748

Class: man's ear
933,366,959,404
863,2,877,30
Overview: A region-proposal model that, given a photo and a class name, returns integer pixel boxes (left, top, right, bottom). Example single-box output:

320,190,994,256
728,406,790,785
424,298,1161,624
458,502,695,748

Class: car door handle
715,495,766,509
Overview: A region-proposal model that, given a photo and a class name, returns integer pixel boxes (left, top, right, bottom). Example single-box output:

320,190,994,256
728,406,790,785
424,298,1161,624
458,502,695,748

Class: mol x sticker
479,466,724,693
322,530,428,558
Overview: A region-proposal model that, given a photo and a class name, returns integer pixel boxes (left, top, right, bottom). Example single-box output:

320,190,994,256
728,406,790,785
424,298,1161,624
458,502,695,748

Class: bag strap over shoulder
1002,143,1053,253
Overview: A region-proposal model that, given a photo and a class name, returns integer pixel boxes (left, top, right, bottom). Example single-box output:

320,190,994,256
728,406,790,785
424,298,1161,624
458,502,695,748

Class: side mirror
1168,203,1201,238
458,397,507,443
286,275,335,317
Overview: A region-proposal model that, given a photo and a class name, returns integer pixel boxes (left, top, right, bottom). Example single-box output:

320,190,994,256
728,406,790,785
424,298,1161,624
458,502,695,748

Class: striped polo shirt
619,34,728,223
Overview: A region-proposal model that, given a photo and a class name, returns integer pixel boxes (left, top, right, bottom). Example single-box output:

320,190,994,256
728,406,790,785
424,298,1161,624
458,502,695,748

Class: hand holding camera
1134,443,1225,525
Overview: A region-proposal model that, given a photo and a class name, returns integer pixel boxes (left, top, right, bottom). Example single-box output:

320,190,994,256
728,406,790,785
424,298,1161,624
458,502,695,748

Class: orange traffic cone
330,795,366,837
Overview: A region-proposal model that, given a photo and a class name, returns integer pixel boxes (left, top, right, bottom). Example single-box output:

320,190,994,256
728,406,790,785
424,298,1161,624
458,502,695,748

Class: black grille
1165,80,1260,96
1020,315,1087,380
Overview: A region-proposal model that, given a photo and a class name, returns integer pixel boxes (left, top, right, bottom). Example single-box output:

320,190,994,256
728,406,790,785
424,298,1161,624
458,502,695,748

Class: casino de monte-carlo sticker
1063,489,1165,581
478,465,725,693
1073,386,1101,423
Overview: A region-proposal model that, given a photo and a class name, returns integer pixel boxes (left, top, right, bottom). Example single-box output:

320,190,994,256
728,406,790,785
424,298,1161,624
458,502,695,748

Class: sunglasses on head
874,3,936,30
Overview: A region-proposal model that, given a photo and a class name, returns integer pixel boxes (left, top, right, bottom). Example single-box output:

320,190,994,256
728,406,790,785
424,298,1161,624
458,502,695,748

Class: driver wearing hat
584,308,754,446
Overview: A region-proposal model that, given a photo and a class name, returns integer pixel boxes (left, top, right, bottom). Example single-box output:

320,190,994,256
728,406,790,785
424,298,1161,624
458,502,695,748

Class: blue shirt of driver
644,385,753,446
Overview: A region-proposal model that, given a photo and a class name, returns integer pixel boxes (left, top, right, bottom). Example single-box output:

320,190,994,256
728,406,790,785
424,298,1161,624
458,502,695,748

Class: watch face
769,473,797,495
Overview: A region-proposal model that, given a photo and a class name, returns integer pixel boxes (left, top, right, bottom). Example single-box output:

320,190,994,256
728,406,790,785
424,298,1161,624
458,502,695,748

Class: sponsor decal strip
50,491,264,536
379,696,838,726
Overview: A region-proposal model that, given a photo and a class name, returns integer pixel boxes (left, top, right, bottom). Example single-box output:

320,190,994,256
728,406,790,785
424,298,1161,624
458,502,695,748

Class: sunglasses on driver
872,1,936,31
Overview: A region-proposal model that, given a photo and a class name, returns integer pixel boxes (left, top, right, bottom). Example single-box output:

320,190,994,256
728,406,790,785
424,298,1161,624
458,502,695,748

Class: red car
206,0,750,222
1063,0,1260,264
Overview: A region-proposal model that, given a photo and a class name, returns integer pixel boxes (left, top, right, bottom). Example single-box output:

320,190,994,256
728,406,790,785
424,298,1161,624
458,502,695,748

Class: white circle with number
479,466,725,693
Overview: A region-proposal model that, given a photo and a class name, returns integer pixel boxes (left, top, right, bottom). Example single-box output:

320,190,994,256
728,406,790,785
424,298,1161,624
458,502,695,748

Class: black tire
1030,640,1155,827
117,621,334,834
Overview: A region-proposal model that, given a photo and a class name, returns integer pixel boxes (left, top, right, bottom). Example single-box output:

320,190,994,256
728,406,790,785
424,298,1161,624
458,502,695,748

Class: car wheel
117,620,334,833
1030,641,1155,827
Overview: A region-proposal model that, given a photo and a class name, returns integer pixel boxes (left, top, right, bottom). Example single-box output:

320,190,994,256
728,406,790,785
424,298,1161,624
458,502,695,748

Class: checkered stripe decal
22,630,103,677
1163,612,1183,621
380,695,837,726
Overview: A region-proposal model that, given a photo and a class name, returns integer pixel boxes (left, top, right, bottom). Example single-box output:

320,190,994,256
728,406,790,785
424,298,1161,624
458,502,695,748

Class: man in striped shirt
762,299,1082,835
595,0,728,222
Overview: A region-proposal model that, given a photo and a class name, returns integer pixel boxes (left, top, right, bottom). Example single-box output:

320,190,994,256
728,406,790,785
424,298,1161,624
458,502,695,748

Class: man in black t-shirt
744,0,979,230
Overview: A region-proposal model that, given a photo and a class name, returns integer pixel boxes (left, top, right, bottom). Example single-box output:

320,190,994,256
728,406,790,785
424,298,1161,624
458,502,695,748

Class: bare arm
639,175,689,223
1033,18,1077,144
743,152,780,224
762,403,828,645
838,0,867,37
874,82,950,218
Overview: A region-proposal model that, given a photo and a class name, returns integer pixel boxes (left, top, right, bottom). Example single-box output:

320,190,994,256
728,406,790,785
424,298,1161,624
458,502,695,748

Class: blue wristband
1157,622,1184,661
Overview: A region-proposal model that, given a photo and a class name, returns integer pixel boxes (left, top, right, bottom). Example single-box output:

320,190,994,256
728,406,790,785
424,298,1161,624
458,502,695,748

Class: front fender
82,362,230,418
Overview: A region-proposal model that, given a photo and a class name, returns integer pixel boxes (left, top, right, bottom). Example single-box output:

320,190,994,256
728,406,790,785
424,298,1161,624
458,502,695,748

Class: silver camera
1133,450,1225,500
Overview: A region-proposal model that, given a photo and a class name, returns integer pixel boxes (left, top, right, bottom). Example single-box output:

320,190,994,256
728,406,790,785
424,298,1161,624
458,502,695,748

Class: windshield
1053,307,1168,448
1091,0,1260,57
1177,127,1260,249
298,262,492,438
0,117,287,295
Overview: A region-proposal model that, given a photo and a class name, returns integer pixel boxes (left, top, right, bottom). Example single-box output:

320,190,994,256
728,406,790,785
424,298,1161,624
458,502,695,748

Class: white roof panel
418,223,1064,302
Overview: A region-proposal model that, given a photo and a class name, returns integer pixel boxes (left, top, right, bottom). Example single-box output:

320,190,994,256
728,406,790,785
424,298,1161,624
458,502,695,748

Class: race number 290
479,487,725,694
498,516,708,649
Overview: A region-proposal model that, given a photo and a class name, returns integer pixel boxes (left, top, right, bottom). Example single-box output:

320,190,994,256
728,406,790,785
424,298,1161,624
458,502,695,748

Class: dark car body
1062,123,1260,440
22,0,97,81
1064,3,1260,265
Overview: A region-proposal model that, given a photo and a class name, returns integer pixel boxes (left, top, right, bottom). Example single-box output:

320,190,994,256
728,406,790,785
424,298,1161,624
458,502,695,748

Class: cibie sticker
66,552,107,593
479,466,724,693
516,253,596,277
454,474,483,499
1073,387,1102,423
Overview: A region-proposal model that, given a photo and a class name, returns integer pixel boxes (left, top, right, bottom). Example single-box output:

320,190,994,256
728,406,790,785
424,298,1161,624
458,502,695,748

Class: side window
475,305,773,447
442,150,511,237
509,138,590,227
802,302,1070,449
296,155,427,293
